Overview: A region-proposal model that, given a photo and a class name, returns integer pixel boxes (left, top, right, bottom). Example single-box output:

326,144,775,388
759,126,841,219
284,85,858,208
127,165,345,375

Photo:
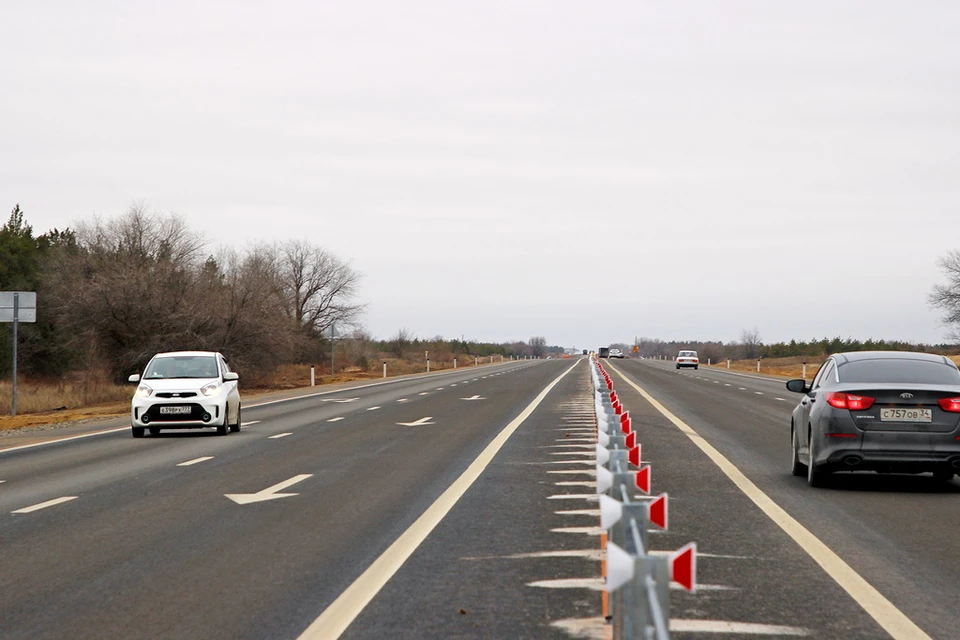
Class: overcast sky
3,1,960,349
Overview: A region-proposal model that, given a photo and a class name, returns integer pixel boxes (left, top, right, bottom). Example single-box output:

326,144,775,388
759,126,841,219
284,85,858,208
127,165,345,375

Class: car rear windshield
838,359,960,385
679,351,697,357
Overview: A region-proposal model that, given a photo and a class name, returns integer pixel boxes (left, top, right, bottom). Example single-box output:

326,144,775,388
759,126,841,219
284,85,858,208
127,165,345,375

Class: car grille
155,392,198,399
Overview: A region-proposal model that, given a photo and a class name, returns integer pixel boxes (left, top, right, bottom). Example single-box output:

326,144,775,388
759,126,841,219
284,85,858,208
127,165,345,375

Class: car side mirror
224,372,239,382
128,374,141,383
785,379,809,394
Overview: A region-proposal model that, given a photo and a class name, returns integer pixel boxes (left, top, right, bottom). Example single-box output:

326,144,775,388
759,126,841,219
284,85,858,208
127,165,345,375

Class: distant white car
609,348,625,359
128,351,241,438
676,350,699,370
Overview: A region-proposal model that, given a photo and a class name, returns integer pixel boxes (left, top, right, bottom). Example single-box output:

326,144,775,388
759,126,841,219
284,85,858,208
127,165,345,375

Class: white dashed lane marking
178,456,214,467
269,433,293,439
327,417,345,422
12,496,78,514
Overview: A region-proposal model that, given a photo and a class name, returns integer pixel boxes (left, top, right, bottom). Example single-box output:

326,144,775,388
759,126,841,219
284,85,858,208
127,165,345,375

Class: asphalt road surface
2,356,956,639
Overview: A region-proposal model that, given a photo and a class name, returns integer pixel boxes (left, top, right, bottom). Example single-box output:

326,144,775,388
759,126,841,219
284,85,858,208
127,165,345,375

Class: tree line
0,204,560,382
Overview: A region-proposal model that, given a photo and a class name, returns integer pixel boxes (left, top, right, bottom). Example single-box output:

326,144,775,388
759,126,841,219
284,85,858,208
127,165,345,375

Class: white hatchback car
676,350,699,370
129,351,241,438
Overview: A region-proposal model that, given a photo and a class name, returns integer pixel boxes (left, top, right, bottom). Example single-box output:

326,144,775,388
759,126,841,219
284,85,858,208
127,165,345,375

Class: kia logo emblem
900,393,914,399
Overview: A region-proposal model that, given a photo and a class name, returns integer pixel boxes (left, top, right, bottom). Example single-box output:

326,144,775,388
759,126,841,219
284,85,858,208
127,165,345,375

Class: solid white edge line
12,496,79,514
177,456,214,467
297,359,581,639
606,362,931,640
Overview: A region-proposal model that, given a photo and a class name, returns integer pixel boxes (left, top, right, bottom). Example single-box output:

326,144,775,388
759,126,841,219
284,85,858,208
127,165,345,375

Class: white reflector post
596,465,613,493
598,430,610,447
606,541,634,592
600,494,623,530
596,444,610,465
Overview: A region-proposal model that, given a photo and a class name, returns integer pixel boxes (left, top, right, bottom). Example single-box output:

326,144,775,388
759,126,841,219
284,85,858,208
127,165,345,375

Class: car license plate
880,408,932,422
159,406,191,415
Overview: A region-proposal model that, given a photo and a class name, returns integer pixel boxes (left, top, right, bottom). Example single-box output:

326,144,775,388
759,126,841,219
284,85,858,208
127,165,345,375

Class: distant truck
598,347,610,358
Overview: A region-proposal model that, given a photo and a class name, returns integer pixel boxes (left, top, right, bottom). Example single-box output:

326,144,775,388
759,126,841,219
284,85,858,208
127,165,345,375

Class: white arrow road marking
460,395,485,401
366,406,380,411
178,456,214,467
225,474,312,505
269,433,293,439
13,496,78,514
327,417,345,422
321,398,360,403
241,420,261,427
396,417,435,427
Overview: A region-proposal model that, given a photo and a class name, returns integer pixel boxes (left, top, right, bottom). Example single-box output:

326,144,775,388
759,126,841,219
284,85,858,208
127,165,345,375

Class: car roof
151,351,221,358
831,350,953,366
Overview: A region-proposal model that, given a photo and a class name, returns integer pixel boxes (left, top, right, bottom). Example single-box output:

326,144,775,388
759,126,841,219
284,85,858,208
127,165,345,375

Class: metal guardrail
591,359,697,640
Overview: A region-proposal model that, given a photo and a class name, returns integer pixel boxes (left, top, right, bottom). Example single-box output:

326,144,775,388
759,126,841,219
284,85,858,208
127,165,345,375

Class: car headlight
201,381,222,397
135,384,154,398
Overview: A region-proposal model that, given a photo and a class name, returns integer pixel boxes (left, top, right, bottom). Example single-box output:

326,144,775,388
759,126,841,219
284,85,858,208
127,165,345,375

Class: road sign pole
12,293,18,417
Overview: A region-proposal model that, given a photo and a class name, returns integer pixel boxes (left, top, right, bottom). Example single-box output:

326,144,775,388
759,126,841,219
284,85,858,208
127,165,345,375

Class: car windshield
839,359,960,385
144,356,219,379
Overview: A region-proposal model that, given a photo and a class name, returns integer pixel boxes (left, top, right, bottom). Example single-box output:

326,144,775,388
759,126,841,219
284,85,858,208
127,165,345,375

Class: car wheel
131,426,145,438
217,409,230,436
694,365,698,370
230,404,241,433
149,427,161,436
675,364,680,370
933,470,955,482
807,431,826,487
790,425,806,477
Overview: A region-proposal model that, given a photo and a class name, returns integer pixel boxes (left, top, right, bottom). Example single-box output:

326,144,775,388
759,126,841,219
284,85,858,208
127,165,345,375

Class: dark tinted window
838,359,960,385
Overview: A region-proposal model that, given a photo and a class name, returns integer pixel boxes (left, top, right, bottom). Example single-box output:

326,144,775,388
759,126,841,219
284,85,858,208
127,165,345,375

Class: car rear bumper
820,446,960,473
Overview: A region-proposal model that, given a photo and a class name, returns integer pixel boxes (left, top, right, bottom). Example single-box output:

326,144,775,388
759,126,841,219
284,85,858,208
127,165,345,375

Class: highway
1,356,957,639
0,359,604,639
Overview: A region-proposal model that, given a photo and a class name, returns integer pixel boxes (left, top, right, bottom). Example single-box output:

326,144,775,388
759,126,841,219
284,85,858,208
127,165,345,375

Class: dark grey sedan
786,351,960,487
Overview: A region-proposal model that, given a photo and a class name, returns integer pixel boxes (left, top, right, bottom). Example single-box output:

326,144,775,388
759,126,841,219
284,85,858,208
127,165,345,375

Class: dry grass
706,355,827,380
0,357,496,433
710,353,960,381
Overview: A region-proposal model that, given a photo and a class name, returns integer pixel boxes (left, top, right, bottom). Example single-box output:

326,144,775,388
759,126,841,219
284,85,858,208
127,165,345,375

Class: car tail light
825,392,875,410
826,433,858,438
938,397,960,413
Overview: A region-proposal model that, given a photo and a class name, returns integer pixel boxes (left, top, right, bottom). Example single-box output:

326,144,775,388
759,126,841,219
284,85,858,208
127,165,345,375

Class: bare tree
930,251,960,340
41,205,210,376
277,240,365,338
739,327,763,360
391,328,414,358
530,336,547,358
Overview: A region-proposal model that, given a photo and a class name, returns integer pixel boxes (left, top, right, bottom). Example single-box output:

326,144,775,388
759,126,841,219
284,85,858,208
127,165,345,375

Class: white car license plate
159,406,191,415
880,408,932,422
